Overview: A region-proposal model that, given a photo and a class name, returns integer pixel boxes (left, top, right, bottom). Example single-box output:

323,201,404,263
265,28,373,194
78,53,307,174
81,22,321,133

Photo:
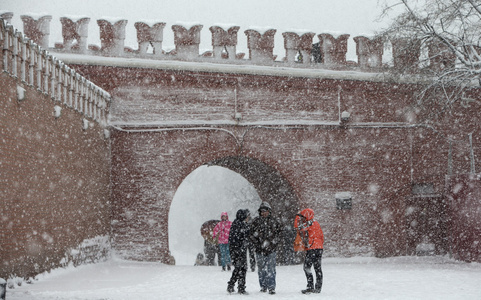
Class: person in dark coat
227,209,252,295
249,202,282,295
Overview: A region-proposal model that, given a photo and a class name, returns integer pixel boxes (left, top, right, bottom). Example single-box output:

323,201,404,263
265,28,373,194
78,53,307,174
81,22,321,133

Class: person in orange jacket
294,208,324,294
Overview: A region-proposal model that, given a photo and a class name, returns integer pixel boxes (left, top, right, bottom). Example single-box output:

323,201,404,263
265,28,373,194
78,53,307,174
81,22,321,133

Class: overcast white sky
1,0,395,60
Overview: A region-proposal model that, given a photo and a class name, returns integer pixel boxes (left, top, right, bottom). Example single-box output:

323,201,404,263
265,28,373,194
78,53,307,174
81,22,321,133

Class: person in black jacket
227,209,252,295
249,202,281,295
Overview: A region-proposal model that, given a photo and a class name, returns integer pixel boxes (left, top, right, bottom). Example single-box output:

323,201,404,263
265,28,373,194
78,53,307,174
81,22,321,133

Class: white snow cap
54,105,62,118
320,30,350,38
62,15,90,22
246,26,276,34
99,16,127,24
335,192,352,199
136,19,166,27
284,29,314,35
173,21,202,28
355,33,376,39
21,12,51,19
211,23,238,30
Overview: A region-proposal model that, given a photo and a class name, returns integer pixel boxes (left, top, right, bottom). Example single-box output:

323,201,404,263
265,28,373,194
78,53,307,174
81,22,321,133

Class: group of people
209,201,324,295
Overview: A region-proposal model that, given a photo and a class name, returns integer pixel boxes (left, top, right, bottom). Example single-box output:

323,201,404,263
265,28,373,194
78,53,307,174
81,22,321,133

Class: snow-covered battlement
1,11,453,72
0,15,111,126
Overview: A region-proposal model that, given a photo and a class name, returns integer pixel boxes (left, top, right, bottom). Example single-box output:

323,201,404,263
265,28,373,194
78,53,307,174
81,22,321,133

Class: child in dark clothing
227,209,252,295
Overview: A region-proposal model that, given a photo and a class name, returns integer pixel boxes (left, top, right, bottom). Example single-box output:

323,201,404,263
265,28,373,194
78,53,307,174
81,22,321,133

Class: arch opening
169,156,301,266
168,165,261,265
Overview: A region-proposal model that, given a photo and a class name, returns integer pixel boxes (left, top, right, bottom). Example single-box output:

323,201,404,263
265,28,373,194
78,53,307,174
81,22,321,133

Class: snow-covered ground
6,255,481,300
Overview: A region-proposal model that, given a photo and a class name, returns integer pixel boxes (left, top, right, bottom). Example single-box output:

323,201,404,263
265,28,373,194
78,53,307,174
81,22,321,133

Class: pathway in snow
6,256,481,300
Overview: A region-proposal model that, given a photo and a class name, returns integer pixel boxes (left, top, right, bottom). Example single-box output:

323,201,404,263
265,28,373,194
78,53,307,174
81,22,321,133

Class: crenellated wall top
0,11,453,73
0,15,111,128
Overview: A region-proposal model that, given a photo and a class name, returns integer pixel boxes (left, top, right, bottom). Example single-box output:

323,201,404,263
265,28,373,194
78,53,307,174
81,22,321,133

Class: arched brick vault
208,156,300,263
74,63,481,263
110,125,426,262
209,156,299,221
110,128,305,263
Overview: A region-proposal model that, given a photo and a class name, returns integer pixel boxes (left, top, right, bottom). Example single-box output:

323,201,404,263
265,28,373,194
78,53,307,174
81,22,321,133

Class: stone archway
168,165,262,265
209,156,300,265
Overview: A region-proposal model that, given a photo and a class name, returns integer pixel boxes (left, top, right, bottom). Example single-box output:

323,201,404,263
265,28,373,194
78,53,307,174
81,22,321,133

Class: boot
222,266,226,271
302,286,315,294
227,284,235,293
227,264,231,271
238,285,248,295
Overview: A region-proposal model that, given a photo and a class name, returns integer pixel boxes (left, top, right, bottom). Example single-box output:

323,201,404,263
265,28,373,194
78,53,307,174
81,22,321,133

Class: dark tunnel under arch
208,156,301,265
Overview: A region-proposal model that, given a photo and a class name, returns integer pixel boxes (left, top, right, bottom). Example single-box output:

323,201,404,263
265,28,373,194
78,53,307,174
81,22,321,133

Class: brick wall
0,73,111,279
67,63,478,263
109,124,433,260
77,64,476,262
446,173,481,262
2,12,480,279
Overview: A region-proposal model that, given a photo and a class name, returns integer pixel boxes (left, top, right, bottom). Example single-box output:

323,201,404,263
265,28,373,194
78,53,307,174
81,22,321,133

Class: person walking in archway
213,212,232,271
227,209,252,294
249,202,281,295
200,219,221,266
294,208,324,294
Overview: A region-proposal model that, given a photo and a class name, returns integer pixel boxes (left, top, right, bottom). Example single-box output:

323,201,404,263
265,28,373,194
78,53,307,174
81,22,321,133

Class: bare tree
381,0,481,109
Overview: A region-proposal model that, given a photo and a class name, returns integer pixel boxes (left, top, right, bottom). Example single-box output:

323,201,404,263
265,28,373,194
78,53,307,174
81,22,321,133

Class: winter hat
244,209,251,220
258,201,272,213
236,209,250,221
300,208,314,221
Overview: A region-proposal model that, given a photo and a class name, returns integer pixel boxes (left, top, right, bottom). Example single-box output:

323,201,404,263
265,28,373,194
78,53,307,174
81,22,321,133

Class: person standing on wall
213,212,232,271
227,209,252,295
294,208,324,294
249,202,281,295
